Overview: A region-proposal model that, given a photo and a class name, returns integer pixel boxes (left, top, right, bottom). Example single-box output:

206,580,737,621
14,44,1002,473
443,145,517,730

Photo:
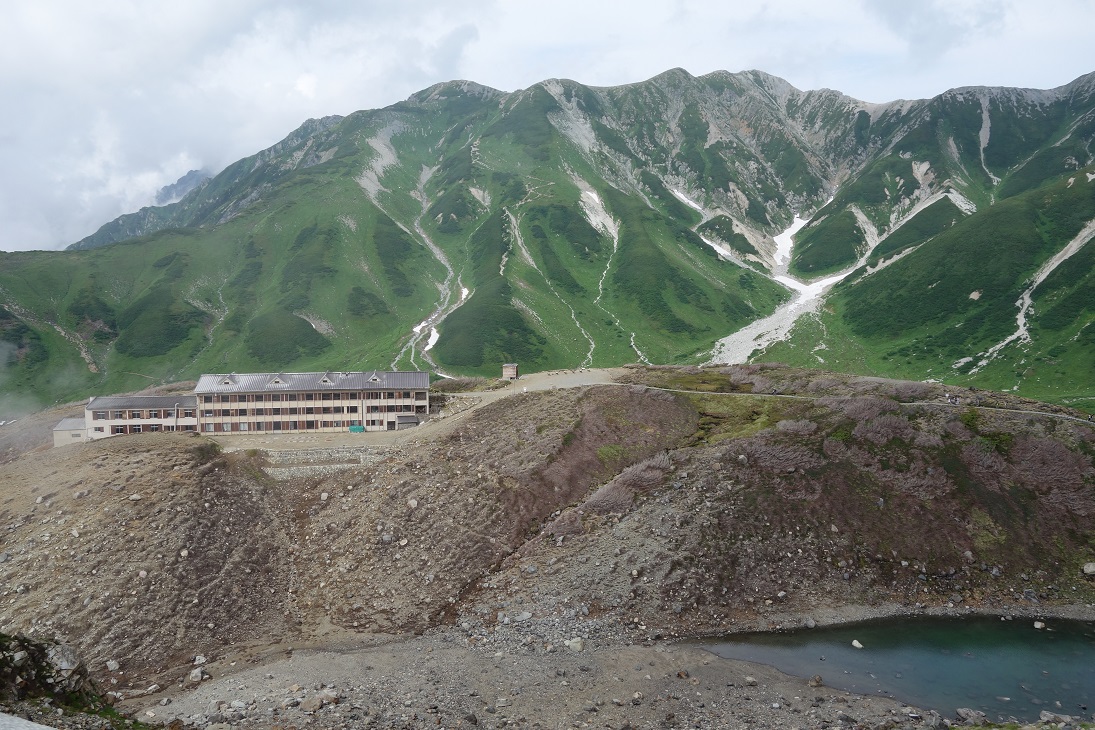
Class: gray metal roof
86,395,198,411
194,371,429,394
53,417,86,431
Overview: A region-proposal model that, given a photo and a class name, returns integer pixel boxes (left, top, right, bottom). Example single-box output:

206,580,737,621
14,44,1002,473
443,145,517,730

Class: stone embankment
259,446,387,480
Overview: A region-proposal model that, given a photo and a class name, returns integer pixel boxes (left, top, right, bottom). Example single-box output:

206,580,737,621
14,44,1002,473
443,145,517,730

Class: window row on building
54,370,430,445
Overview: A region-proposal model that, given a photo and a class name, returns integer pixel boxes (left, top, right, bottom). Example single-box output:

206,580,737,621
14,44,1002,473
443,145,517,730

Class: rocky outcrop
0,633,97,703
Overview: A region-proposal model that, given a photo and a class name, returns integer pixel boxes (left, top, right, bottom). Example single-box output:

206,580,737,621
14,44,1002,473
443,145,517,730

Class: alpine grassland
3,68,1095,412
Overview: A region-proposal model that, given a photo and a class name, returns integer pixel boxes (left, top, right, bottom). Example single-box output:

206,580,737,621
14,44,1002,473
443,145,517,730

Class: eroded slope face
3,369,1093,692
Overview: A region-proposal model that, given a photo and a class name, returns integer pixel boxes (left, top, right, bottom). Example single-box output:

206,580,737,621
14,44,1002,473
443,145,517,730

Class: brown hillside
0,365,1093,727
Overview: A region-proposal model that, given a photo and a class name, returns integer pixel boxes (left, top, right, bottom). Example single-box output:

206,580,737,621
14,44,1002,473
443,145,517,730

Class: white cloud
0,0,1092,251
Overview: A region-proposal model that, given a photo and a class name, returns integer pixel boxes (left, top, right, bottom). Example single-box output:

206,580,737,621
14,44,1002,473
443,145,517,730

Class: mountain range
1,67,1094,414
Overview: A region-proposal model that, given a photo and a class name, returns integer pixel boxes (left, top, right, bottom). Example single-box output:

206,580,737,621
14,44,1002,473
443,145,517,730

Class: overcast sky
2,0,1092,252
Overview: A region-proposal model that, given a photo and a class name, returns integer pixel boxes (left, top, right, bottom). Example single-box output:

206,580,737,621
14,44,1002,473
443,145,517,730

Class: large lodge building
55,371,429,445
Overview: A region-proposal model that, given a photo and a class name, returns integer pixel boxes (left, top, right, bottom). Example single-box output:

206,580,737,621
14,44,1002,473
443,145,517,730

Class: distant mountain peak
154,169,211,206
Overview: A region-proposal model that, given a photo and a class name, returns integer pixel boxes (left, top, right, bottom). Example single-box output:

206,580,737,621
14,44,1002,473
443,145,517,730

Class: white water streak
969,218,1095,372
505,207,597,367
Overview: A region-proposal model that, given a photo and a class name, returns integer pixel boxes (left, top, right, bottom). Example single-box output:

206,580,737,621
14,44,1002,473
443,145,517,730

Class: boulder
1083,561,1095,576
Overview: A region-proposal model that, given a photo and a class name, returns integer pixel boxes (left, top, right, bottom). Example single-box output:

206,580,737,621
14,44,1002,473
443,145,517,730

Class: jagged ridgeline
1,68,1094,410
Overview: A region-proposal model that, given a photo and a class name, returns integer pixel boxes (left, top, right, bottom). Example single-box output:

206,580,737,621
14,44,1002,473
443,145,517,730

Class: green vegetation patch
791,209,864,276
484,86,558,161
372,213,423,298
114,286,206,357
347,286,391,317
697,216,758,256
244,309,331,366
0,305,47,368
526,204,603,259
433,211,549,371
868,197,964,264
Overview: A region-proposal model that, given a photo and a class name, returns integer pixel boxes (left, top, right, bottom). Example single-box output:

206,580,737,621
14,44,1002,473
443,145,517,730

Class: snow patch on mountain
356,123,402,200
772,216,808,268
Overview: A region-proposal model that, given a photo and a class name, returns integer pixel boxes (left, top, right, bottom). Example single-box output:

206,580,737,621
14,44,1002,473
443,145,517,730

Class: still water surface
704,616,1094,722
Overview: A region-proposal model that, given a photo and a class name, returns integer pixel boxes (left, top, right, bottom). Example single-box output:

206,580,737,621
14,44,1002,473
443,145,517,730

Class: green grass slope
766,165,1095,411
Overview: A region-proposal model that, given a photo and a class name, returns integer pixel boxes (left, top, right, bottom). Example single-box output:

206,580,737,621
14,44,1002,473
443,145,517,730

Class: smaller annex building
85,395,199,440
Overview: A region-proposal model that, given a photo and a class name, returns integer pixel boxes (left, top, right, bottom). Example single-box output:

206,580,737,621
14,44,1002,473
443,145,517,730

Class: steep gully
705,189,980,366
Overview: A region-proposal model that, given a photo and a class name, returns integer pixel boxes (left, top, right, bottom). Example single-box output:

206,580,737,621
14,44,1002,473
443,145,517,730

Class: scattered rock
807,674,823,687
955,707,987,725
851,639,864,649
105,659,120,672
1033,620,1045,630
1083,561,1095,576
188,667,207,683
1039,710,1074,723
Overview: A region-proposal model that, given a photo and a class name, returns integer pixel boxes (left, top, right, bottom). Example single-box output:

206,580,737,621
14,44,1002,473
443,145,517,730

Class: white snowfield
708,186,958,365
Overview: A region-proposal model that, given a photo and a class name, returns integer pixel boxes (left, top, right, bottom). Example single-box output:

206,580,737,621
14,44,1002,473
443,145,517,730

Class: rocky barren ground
1,364,1094,729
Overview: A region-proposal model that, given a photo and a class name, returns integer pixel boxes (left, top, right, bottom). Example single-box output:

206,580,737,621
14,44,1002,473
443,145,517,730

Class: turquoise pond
702,616,1094,722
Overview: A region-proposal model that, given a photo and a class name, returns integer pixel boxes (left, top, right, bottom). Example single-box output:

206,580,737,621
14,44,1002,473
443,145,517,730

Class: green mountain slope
2,68,1094,414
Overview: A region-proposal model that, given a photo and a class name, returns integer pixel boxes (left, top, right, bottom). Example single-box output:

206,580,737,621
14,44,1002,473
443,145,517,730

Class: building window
131,425,142,433
113,410,125,419
164,410,175,418
203,395,213,403
415,391,427,401
93,426,104,433
220,409,231,416
93,411,107,420
184,409,195,418
203,409,214,418
239,422,248,431
149,424,161,432
113,426,126,434
203,424,214,432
